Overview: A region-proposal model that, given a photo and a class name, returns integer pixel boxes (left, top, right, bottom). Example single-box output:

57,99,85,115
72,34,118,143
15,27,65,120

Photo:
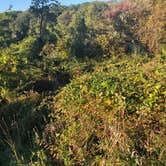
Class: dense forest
0,0,165,165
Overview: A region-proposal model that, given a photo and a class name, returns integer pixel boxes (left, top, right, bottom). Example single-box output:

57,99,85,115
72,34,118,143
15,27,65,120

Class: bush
43,54,166,165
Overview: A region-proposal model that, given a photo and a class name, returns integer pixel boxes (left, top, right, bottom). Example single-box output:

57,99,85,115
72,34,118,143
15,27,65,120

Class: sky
0,0,94,12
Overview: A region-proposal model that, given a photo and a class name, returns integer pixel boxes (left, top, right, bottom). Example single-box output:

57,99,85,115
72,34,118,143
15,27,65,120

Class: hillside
0,0,166,165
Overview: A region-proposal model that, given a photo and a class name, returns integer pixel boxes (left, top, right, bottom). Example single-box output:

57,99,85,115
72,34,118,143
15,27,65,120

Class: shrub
43,55,166,165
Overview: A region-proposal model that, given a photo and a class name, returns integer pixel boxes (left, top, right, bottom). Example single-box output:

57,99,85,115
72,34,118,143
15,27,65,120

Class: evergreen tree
30,0,60,37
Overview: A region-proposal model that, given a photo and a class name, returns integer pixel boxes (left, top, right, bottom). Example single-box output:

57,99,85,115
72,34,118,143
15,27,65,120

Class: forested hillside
0,0,166,165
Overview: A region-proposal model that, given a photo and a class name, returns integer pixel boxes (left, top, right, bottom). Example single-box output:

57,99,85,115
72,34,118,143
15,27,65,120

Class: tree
13,12,31,40
30,0,60,37
69,13,87,57
134,0,166,53
104,1,148,54
57,12,88,58
0,12,18,47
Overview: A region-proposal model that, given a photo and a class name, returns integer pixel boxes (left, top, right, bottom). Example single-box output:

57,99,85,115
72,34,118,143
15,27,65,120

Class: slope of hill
0,0,165,165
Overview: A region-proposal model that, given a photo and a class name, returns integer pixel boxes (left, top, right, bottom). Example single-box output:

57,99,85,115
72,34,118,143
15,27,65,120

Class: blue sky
0,0,94,12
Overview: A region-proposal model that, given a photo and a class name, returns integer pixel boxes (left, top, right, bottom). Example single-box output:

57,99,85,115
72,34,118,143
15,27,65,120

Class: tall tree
30,0,60,37
13,12,31,40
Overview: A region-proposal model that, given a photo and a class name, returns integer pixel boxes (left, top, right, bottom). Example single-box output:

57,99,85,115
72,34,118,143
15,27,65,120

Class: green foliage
55,2,109,59
30,0,60,37
45,55,166,165
0,0,165,165
0,36,41,91
0,12,18,47
13,12,31,40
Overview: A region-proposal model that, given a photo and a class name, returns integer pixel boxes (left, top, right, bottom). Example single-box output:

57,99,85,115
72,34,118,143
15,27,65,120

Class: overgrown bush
43,54,166,165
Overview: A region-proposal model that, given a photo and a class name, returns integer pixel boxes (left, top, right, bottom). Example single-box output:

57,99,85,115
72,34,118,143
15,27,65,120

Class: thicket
0,0,165,165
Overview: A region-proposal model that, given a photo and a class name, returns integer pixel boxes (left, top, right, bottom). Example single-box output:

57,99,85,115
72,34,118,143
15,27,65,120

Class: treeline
0,0,165,55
